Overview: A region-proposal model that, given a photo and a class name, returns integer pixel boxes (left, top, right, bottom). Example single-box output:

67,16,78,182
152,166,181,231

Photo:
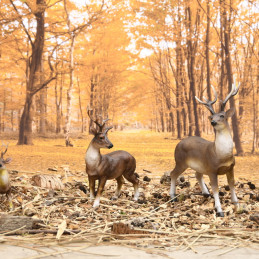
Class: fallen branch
2,229,81,236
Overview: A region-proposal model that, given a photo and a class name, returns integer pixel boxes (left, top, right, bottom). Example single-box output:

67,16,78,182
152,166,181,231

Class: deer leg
209,174,224,217
195,172,210,197
88,176,96,200
226,169,239,209
170,164,186,200
123,171,139,201
112,176,124,200
93,177,107,208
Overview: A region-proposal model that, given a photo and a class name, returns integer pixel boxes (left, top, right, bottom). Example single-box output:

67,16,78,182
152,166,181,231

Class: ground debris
31,174,64,190
0,173,258,249
0,214,43,232
112,222,149,235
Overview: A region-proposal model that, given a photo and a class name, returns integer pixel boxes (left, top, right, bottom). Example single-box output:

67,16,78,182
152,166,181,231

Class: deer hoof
93,200,100,209
203,193,211,198
216,212,224,217
170,195,178,202
111,196,118,200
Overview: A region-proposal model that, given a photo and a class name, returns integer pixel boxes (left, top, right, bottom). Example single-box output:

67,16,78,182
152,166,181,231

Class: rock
224,185,230,191
78,184,87,194
160,171,185,185
143,176,151,182
160,171,171,184
179,176,185,182
153,193,162,199
219,191,225,196
247,182,256,190
48,167,58,172
130,217,145,227
249,214,259,225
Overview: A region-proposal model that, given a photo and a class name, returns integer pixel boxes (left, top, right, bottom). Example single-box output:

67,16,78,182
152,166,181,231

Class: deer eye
220,115,225,118
99,136,104,140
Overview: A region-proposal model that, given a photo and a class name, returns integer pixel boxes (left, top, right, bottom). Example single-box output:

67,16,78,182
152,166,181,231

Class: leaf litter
0,166,258,257
0,134,258,256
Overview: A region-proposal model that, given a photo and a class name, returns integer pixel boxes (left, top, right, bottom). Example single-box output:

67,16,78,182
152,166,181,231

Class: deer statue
0,143,13,209
170,82,240,217
85,110,139,208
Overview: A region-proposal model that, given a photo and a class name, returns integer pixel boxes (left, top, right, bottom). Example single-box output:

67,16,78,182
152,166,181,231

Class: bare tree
220,0,243,155
11,0,56,145
63,0,105,138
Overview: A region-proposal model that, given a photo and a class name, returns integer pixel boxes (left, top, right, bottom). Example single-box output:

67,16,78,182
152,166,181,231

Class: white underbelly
0,170,9,190
186,159,205,173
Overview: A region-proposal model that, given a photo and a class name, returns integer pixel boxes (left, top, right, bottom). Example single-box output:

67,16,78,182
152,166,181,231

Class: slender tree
12,0,56,145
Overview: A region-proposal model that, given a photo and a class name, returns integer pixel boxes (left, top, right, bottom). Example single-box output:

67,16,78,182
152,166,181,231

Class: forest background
0,0,258,156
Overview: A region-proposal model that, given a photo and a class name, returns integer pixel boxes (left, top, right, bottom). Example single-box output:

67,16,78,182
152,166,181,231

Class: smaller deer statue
170,82,240,217
85,110,139,208
0,143,13,209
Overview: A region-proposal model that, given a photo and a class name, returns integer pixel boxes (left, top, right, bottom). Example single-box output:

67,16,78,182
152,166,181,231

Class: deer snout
211,120,217,126
108,144,113,149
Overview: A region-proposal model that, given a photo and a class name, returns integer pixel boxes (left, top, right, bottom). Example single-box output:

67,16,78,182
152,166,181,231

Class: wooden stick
0,225,26,236
171,222,198,253
2,229,81,236
217,245,241,256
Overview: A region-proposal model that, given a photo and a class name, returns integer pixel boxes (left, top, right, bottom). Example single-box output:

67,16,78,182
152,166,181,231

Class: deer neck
214,126,233,159
85,141,102,168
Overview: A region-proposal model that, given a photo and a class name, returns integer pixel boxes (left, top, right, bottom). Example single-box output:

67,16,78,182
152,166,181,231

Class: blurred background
0,0,258,155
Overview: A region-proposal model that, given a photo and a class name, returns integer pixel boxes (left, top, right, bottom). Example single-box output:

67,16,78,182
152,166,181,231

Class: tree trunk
64,0,75,136
186,6,201,137
18,95,34,145
64,34,75,135
252,62,259,153
89,76,96,131
160,111,165,132
55,74,63,134
17,0,46,145
219,0,226,101
2,89,6,132
39,59,47,134
222,0,244,155
206,0,211,100
77,77,84,133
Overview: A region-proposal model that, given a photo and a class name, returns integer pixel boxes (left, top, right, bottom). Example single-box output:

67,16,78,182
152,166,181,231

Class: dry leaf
56,220,67,240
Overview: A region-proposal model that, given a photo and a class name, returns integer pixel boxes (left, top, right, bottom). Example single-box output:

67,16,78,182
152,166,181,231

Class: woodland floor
0,130,258,258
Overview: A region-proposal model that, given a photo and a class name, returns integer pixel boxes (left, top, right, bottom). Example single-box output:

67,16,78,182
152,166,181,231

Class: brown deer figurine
85,110,139,208
170,82,240,217
0,143,13,209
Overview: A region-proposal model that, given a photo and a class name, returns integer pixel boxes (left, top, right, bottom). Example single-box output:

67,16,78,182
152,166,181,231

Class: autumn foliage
0,0,258,154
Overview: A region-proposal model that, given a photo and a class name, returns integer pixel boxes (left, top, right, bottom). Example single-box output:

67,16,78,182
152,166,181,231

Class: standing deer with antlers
0,143,13,209
170,83,240,217
85,110,139,208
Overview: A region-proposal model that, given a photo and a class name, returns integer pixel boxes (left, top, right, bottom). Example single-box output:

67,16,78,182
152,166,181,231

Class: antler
1,142,9,159
87,109,110,132
104,126,113,134
87,109,102,128
220,80,240,111
195,85,218,114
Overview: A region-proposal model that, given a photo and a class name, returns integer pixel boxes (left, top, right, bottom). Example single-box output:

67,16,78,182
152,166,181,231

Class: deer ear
3,157,12,164
225,107,235,118
89,126,98,136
